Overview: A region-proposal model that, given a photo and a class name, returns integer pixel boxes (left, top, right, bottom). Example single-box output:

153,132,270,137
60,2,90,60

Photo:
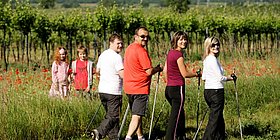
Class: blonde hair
203,37,220,60
53,46,68,64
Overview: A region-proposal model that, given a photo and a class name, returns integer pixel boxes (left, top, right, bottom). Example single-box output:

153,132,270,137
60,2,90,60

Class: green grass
0,64,279,139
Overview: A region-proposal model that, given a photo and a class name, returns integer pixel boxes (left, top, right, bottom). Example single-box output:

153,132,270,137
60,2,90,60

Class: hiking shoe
91,129,100,140
138,137,145,140
125,137,132,140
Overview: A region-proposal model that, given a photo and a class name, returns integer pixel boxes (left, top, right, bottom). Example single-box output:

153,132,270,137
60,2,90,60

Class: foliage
38,0,55,9
61,0,80,8
12,2,36,36
165,0,190,13
0,2,279,68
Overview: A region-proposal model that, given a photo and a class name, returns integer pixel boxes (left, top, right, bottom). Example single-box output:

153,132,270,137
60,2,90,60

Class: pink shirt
166,50,184,86
52,61,69,85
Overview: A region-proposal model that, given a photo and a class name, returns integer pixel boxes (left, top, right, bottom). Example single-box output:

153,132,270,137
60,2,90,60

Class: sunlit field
0,1,280,139
0,54,279,139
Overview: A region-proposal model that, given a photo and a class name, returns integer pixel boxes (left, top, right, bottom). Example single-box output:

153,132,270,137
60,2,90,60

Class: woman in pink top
163,31,200,140
49,47,70,99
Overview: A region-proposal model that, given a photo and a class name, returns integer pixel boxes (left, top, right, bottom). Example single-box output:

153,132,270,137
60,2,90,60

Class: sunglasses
211,43,220,48
139,35,150,40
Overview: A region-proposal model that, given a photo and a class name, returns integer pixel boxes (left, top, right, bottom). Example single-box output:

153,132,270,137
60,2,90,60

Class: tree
62,0,80,8
163,0,190,13
99,0,115,7
39,0,55,9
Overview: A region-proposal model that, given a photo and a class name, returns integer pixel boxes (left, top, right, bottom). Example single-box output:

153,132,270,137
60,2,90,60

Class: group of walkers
49,26,237,140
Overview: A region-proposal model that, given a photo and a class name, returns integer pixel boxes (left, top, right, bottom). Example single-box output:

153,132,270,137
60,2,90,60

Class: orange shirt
124,42,152,94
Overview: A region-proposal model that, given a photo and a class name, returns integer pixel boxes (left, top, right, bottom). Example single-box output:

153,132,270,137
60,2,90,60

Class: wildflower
92,87,96,91
185,79,191,84
16,68,19,75
93,68,96,74
192,68,196,73
46,76,52,80
42,68,49,73
68,68,73,74
15,77,22,85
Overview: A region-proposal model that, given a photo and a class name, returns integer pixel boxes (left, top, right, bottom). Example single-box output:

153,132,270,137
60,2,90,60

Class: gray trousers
97,93,122,140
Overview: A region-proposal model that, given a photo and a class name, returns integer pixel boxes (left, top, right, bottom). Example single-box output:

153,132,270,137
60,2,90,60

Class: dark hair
109,33,122,43
135,26,148,35
171,31,188,49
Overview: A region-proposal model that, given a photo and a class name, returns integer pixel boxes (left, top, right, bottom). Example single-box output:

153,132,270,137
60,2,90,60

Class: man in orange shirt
123,27,162,140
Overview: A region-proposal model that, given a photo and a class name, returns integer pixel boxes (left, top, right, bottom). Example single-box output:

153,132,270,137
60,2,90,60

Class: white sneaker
91,129,100,140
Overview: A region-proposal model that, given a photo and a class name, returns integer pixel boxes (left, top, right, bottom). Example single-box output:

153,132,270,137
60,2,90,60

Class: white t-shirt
97,49,124,95
202,55,227,89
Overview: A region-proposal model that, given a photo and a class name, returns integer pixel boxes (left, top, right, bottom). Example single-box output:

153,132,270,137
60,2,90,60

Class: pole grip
196,68,201,88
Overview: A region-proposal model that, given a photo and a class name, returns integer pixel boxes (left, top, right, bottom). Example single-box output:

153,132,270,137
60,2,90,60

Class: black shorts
127,94,149,116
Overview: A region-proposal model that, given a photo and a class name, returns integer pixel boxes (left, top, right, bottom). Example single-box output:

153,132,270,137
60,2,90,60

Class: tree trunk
92,32,98,62
21,34,25,62
26,34,29,66
33,40,37,61
103,29,107,51
277,33,279,49
247,34,251,56
45,42,50,66
29,33,33,62
265,33,268,56
16,41,20,61
270,33,274,54
258,34,262,57
2,28,8,71
40,43,44,62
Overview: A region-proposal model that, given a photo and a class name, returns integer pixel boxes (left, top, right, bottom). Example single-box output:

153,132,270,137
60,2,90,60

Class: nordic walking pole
152,100,166,131
118,103,130,140
196,68,202,134
193,109,208,140
231,69,243,140
148,72,160,140
85,103,102,134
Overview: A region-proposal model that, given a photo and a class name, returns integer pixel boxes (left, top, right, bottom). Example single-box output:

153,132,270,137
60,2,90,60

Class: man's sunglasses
139,35,150,40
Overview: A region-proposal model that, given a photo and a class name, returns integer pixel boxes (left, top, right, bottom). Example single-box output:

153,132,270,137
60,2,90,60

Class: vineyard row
0,3,280,70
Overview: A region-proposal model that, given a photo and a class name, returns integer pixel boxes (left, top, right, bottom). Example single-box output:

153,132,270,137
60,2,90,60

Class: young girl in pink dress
49,47,70,98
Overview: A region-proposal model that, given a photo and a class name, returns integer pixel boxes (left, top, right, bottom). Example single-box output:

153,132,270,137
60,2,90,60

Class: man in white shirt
92,33,124,140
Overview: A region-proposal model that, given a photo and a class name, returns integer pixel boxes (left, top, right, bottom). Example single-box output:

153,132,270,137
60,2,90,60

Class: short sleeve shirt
123,42,152,94
97,49,124,95
167,50,184,86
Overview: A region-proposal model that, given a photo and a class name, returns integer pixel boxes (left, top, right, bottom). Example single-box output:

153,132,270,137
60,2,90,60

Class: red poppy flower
16,68,19,75
68,68,73,74
42,69,49,73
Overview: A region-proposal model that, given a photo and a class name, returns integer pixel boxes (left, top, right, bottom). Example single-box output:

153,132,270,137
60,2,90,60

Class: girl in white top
201,37,235,140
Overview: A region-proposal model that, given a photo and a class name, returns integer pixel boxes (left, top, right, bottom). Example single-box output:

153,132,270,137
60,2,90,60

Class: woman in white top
201,37,235,140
